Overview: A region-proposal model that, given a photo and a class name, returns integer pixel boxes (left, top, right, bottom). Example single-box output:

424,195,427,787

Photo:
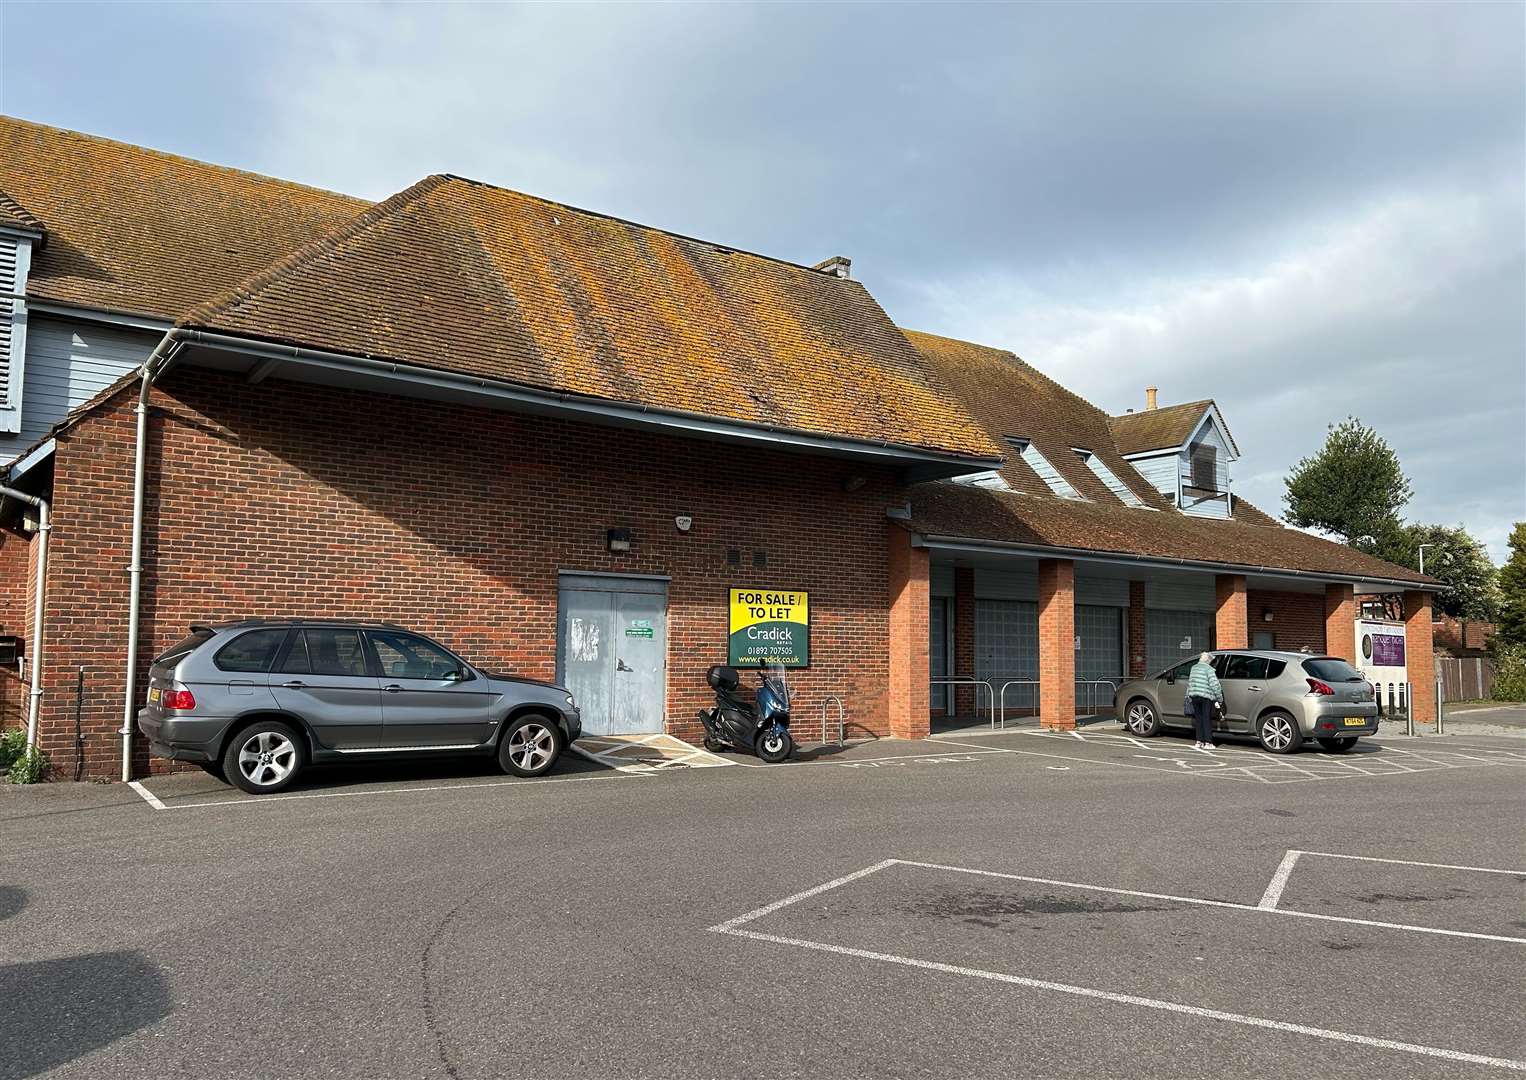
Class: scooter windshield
756,663,791,720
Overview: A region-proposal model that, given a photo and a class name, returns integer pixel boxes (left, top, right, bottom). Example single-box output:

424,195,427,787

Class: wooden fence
1437,656,1497,702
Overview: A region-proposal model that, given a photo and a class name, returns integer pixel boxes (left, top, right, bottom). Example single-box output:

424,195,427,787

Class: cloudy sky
3,2,1522,557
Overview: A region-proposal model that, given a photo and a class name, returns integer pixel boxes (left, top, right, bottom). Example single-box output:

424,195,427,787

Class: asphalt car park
2,726,1523,1079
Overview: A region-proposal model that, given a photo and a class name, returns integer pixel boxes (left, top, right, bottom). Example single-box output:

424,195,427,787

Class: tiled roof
905,482,1435,586
901,330,1171,508
181,174,1003,460
1110,399,1234,456
898,329,1432,585
0,189,44,235
0,115,368,319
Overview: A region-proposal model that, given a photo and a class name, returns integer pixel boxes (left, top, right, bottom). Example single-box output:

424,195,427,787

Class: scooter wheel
755,729,793,764
703,737,727,754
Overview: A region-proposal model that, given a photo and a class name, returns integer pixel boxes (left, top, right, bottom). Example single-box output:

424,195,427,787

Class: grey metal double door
557,574,668,736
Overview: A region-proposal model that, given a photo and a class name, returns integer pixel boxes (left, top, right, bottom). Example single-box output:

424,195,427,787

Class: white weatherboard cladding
1129,453,1179,503
1182,419,1232,519
0,234,35,428
3,317,154,460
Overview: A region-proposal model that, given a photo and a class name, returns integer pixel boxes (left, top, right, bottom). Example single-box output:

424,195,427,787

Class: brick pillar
887,528,930,740
953,566,975,717
1323,583,1357,663
1127,580,1147,678
1214,574,1248,651
1038,559,1076,730
1404,590,1437,725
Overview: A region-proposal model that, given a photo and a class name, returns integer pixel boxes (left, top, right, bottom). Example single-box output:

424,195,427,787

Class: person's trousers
1189,695,1215,743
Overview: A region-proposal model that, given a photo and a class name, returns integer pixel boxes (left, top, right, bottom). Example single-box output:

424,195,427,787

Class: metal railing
819,695,845,746
930,678,997,728
1077,679,1119,717
997,680,1040,729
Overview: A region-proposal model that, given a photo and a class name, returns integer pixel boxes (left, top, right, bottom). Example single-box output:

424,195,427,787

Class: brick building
0,117,1439,781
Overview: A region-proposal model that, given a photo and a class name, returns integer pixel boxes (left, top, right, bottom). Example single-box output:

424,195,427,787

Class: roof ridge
1110,398,1213,423
180,174,455,328
439,172,851,281
1,114,367,208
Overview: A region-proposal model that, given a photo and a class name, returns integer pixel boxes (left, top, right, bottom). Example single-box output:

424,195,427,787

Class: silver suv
138,620,582,793
1115,650,1378,754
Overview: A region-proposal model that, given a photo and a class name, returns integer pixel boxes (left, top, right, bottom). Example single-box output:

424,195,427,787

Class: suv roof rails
202,617,408,630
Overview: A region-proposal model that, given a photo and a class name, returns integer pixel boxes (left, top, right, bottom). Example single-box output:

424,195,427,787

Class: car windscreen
154,630,213,666
1303,658,1365,682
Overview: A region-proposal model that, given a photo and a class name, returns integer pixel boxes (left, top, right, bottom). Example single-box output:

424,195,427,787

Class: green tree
1284,418,1412,546
1496,523,1526,649
1374,523,1500,620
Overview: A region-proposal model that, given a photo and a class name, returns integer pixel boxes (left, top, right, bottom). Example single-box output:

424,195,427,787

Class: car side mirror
445,668,467,682
1164,675,1175,685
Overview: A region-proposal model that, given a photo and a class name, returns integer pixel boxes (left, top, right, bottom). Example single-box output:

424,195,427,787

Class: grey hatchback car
138,620,582,793
1115,650,1378,754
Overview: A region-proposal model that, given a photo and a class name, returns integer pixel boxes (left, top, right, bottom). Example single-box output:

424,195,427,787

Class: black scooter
698,664,794,763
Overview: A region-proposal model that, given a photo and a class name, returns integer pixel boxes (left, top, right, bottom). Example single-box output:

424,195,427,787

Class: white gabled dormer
0,192,44,436
1109,389,1240,519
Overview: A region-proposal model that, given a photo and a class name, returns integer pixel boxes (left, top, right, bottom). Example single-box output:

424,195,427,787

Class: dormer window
1073,448,1148,509
1189,442,1218,491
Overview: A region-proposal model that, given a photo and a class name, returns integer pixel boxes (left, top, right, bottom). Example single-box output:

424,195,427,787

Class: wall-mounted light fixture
674,515,693,533
842,474,867,493
607,528,632,553
1262,608,1274,623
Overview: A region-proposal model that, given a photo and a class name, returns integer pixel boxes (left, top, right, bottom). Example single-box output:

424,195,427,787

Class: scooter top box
707,665,740,692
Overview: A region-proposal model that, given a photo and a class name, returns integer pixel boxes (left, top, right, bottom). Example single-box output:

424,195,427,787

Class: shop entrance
557,574,668,736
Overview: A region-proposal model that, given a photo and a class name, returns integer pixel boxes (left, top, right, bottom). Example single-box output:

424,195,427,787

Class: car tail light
1306,678,1335,696
162,688,196,710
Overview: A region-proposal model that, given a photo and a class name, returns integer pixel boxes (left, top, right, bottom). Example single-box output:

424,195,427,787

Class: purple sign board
1362,632,1406,667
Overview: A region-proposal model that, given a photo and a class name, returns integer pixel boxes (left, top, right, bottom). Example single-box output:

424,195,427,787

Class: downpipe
0,484,50,749
119,330,186,782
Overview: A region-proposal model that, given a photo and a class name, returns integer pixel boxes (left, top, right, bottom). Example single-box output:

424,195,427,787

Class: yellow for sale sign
728,588,810,667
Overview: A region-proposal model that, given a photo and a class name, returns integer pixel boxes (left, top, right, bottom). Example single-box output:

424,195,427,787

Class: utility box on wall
0,635,22,663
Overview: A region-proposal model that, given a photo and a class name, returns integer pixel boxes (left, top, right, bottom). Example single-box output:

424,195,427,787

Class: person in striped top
1186,652,1224,751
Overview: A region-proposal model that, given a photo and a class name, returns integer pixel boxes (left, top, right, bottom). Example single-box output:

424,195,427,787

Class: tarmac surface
2,722,1523,1079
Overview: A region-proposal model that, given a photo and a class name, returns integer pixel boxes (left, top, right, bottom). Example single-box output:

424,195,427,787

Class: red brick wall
1127,580,1146,678
952,566,975,716
1405,591,1436,724
39,370,909,778
1248,589,1325,654
1214,574,1248,650
887,527,929,740
1037,558,1075,729
1323,584,1357,663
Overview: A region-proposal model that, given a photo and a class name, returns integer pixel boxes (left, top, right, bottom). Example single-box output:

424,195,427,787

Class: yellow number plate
147,687,161,704
1343,717,1366,727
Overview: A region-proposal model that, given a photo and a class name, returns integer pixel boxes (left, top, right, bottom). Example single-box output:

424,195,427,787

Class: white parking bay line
1300,850,1526,876
128,780,167,811
1257,850,1303,910
721,928,1526,1073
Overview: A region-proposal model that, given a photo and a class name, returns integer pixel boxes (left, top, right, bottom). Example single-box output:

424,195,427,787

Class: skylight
1006,437,1080,500
1074,448,1148,508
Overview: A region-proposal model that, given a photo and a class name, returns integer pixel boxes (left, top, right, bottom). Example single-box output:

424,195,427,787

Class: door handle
1248,685,1264,692
382,684,402,693
280,681,306,689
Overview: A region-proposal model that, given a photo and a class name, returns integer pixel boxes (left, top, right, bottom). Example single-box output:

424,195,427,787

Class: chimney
813,255,852,279
1145,386,1158,411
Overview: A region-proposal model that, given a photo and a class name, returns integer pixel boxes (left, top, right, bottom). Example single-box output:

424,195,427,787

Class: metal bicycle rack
819,695,845,746
1077,679,1119,717
997,680,1040,729
929,678,998,729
